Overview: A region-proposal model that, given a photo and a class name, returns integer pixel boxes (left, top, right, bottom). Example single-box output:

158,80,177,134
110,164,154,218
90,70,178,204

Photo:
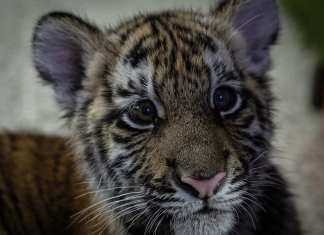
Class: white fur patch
173,213,235,235
203,47,243,116
109,142,126,161
111,59,165,129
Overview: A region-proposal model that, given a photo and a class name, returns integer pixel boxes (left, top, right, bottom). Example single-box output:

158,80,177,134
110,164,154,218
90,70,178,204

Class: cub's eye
213,86,241,115
127,100,157,126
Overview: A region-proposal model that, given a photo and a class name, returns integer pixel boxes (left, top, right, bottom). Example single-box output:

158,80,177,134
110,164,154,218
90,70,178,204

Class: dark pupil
214,87,237,111
140,103,154,116
130,100,156,124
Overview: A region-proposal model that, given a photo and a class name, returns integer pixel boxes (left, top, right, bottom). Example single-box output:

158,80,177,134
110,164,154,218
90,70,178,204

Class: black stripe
116,86,137,97
251,134,268,149
0,165,26,234
168,22,218,53
110,155,129,169
242,144,258,157
228,183,246,194
111,146,147,170
161,12,209,30
231,173,246,185
111,131,144,145
147,183,177,195
103,78,113,104
52,145,64,182
102,109,123,124
0,190,12,234
243,88,272,126
124,159,144,177
127,146,146,159
128,79,137,90
176,26,217,52
124,35,151,68
50,144,66,217
94,127,109,166
83,143,97,169
119,17,147,43
111,133,133,144
124,137,147,150
235,115,255,129
138,73,148,87
33,152,54,227
92,109,122,168
25,187,45,235
157,19,179,96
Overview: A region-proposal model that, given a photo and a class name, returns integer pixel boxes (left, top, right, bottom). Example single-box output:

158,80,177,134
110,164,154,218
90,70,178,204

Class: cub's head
32,0,279,234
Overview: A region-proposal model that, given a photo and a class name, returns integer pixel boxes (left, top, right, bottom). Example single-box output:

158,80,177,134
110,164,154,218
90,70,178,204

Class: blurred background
0,0,323,234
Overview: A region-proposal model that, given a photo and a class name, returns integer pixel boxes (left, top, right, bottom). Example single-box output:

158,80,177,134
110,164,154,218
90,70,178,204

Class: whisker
236,202,256,230
240,193,265,212
249,164,271,173
145,207,163,235
102,203,147,232
227,13,263,43
74,186,142,199
90,204,147,235
73,191,143,216
231,206,240,224
78,194,144,224
70,191,143,225
126,207,150,230
150,208,165,235
153,208,168,235
250,151,268,164
86,199,144,225
125,197,158,231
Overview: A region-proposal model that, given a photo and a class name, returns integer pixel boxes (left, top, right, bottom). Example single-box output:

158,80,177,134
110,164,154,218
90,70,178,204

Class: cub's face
32,0,279,234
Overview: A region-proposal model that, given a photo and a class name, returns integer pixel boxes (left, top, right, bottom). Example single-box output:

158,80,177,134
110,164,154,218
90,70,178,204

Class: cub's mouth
151,165,246,219
196,206,215,215
195,204,230,215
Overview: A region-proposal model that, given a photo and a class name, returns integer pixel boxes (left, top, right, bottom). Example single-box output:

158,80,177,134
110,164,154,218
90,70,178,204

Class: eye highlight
126,100,157,127
212,86,241,115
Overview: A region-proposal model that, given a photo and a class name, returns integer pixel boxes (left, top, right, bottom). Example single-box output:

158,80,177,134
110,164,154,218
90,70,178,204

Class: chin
173,212,235,235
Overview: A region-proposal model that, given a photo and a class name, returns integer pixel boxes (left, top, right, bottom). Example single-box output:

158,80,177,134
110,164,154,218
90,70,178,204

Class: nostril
180,172,226,199
191,171,215,181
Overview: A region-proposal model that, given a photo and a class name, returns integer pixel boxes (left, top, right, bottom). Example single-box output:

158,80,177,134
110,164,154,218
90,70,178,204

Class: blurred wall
281,0,324,61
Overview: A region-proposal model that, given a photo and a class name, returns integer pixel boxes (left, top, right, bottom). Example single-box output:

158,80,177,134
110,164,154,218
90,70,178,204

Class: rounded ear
32,12,103,113
212,0,280,76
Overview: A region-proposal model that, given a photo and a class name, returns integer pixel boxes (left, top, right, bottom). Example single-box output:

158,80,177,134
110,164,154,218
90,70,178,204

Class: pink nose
181,172,226,199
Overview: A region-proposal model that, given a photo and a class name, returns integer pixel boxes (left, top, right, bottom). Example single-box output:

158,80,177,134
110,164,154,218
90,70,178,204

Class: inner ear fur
32,11,103,112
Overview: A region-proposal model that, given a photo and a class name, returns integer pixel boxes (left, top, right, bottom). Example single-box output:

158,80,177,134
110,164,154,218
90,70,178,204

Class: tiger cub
0,0,301,234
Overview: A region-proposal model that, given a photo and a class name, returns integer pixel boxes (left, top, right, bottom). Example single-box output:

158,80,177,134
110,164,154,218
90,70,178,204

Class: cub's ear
32,12,103,113
213,0,280,76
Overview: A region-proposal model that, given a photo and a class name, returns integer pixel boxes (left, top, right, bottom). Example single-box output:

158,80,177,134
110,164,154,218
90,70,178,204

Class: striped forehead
110,14,236,109
111,58,159,110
